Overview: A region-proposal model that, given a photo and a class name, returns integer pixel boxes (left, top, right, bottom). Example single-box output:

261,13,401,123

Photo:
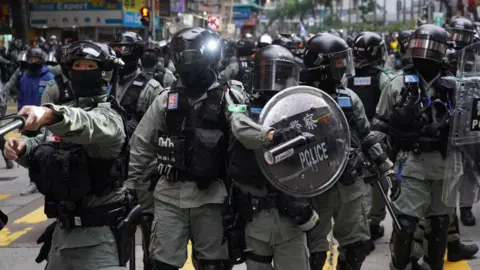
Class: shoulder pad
46,80,56,86
147,78,162,89
227,79,244,91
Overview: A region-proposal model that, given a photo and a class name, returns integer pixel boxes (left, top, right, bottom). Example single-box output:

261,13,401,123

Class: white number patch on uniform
353,77,371,86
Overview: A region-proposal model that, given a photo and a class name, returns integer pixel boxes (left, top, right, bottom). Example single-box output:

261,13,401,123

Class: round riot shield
255,86,351,198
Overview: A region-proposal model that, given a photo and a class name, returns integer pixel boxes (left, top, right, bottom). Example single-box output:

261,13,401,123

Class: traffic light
140,7,150,27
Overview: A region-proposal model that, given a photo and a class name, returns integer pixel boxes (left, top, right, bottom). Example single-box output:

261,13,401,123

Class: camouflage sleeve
47,65,62,76
349,89,394,170
42,103,126,158
4,68,20,97
41,80,60,105
138,78,165,115
162,69,177,88
226,84,272,150
14,132,46,168
126,92,167,190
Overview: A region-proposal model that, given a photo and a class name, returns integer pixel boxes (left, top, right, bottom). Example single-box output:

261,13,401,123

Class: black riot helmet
55,44,70,77
328,29,342,38
26,47,46,72
251,44,300,97
410,24,449,64
448,17,475,50
17,50,28,70
110,31,144,77
141,41,161,69
170,27,221,90
236,38,256,57
258,34,273,49
397,29,414,54
302,33,355,90
352,31,387,68
63,41,122,97
272,36,294,49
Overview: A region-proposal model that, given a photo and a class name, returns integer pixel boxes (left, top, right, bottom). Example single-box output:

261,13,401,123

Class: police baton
375,176,403,232
264,133,315,165
0,116,25,137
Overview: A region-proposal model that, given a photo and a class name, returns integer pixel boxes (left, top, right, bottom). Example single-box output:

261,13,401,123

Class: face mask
178,68,214,98
69,69,103,97
28,63,42,72
412,58,440,82
141,55,157,69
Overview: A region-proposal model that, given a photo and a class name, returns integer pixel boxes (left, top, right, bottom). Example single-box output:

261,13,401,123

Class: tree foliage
267,0,334,26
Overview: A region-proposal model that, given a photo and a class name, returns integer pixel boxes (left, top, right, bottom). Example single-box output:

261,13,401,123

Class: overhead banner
29,0,123,28
123,0,161,29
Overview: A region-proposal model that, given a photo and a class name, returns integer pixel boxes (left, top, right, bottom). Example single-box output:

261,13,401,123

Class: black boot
460,207,476,226
369,224,385,241
447,239,479,262
336,241,366,270
423,215,449,270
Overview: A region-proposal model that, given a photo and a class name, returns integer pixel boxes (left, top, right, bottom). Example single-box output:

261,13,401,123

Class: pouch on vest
29,144,91,203
189,128,226,189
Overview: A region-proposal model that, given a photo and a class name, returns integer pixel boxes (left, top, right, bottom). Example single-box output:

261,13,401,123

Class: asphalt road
0,115,479,269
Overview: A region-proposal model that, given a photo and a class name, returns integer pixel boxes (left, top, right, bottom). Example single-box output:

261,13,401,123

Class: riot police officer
227,44,314,270
141,41,176,89
301,33,396,270
127,27,241,270
374,24,455,270
347,31,390,246
4,40,131,270
109,31,164,137
257,34,273,49
158,40,176,73
41,44,75,105
219,38,255,84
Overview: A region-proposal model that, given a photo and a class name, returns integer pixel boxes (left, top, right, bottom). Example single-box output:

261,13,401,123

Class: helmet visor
326,48,355,80
449,28,474,45
409,38,447,63
252,59,300,92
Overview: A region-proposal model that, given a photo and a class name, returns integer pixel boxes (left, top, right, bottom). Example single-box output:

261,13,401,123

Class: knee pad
391,215,418,269
429,215,449,232
338,241,367,269
197,260,223,270
309,251,327,270
398,215,418,233
153,260,178,270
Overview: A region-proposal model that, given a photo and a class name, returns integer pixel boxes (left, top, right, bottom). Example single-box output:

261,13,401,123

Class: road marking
13,206,47,224
0,194,11,201
181,241,194,270
0,227,32,247
445,252,472,270
4,131,20,139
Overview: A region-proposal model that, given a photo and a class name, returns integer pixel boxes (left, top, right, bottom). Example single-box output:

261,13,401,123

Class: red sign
207,15,220,30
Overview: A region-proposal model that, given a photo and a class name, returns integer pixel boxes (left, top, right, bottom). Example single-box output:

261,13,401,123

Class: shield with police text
255,86,351,198
443,42,480,207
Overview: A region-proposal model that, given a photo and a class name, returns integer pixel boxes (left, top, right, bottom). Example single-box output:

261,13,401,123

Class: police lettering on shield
470,98,480,130
299,142,329,172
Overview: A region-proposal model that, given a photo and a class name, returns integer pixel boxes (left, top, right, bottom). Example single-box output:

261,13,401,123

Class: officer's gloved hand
272,127,302,145
384,170,401,201
278,195,319,232
35,221,57,263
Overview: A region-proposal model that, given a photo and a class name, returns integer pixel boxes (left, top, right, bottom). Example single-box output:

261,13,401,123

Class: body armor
156,82,228,189
347,67,382,120
28,98,129,207
388,68,453,155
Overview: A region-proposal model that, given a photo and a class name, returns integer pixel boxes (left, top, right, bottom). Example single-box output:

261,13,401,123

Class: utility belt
339,149,370,186
396,139,446,156
43,196,142,266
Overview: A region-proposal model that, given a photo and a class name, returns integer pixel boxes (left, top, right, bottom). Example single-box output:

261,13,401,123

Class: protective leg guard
423,215,449,270
309,251,327,270
337,241,367,270
391,215,418,270
153,261,178,270
197,260,224,270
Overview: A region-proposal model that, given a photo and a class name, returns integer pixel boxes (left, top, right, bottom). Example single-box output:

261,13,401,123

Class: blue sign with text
233,7,251,20
123,11,160,29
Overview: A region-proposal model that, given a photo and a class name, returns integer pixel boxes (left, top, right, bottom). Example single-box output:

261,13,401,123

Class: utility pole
427,0,432,23
383,0,386,25
403,0,406,22
10,0,28,44
151,0,156,40
373,0,377,25
410,0,414,21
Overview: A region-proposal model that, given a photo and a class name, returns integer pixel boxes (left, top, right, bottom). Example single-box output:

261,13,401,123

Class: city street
0,108,479,269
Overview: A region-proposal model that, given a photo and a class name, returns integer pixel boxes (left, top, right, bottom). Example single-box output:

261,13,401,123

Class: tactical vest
156,82,229,189
388,68,453,154
228,102,267,188
235,59,250,85
119,72,152,121
347,67,381,120
54,74,74,104
28,97,129,205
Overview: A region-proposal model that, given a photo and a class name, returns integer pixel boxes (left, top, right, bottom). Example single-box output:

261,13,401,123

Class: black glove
35,221,57,263
272,127,302,145
385,171,401,201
